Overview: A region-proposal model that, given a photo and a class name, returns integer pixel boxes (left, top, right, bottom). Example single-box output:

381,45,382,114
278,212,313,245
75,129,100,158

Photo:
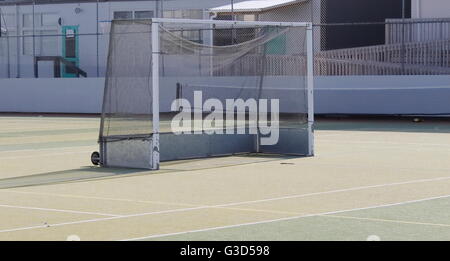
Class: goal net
98,18,314,169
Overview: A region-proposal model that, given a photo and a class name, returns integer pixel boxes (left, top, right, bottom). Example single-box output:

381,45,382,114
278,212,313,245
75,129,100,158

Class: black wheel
91,151,100,166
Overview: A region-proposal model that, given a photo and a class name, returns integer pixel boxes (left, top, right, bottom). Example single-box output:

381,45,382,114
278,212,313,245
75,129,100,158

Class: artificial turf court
0,115,450,241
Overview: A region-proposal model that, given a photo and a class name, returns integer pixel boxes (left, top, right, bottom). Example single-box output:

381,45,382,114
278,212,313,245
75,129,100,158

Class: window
238,14,257,21
0,39,5,57
0,13,17,58
183,30,201,42
42,14,59,26
135,11,154,19
113,11,132,20
0,34,17,57
113,10,154,20
23,13,58,27
23,29,59,56
22,13,59,56
162,10,203,43
1,13,15,36
22,30,33,54
40,30,59,55
23,14,38,28
163,9,203,19
216,14,256,22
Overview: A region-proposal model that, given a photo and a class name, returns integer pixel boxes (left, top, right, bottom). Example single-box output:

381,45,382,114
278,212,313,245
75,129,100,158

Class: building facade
1,0,443,79
0,0,239,78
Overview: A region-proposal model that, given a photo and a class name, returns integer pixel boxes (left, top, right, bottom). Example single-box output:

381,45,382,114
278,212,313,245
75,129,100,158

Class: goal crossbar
151,18,312,28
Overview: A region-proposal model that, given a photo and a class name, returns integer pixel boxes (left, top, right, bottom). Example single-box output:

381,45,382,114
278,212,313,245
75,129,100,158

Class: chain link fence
265,0,450,76
0,0,449,78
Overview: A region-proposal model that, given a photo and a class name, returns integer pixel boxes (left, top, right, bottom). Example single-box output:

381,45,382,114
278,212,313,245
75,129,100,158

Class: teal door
61,26,79,78
266,28,287,55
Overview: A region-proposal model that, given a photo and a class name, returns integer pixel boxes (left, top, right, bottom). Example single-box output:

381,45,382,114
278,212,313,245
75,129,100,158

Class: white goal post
94,18,314,170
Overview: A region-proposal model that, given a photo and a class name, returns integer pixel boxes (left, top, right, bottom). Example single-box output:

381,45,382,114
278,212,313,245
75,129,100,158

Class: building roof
210,0,305,13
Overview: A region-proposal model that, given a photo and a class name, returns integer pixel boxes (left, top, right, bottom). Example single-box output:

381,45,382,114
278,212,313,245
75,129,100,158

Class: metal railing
214,49,450,76
317,39,450,71
213,54,307,76
314,57,450,76
215,20,450,76
386,18,450,44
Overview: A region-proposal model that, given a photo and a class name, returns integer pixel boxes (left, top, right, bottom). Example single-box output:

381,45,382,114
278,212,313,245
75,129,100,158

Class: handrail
34,56,87,78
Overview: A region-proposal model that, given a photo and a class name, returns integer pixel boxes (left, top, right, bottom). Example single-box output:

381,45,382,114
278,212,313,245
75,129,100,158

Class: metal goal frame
95,18,314,170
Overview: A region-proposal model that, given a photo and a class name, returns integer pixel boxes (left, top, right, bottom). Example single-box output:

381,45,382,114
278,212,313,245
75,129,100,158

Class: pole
16,4,20,77
401,0,406,73
306,24,314,156
0,8,11,78
231,0,234,19
231,0,236,44
151,21,160,170
96,0,99,77
256,43,267,153
32,0,35,59
155,0,159,18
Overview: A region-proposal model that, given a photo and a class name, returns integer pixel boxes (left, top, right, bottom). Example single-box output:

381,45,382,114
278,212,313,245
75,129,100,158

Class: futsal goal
92,18,314,169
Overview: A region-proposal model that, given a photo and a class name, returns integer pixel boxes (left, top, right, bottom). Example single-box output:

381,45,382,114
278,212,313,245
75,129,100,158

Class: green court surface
146,196,450,241
0,115,450,241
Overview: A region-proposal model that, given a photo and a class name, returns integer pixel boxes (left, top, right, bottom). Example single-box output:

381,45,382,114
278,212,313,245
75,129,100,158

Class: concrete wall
412,0,450,18
1,76,449,115
0,78,104,113
315,76,450,115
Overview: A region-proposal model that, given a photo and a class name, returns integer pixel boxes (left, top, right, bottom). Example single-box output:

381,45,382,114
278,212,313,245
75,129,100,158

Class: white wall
0,3,100,78
0,78,104,113
1,76,450,115
315,76,450,115
412,0,450,18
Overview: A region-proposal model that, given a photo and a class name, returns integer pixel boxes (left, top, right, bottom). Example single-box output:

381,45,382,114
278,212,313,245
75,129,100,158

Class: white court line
208,176,450,208
1,175,450,234
320,139,450,147
0,125,97,130
122,194,450,241
0,204,120,217
301,160,450,174
0,119,98,123
0,205,209,234
1,190,199,208
0,145,95,154
322,214,450,228
0,146,93,153
0,151,87,160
